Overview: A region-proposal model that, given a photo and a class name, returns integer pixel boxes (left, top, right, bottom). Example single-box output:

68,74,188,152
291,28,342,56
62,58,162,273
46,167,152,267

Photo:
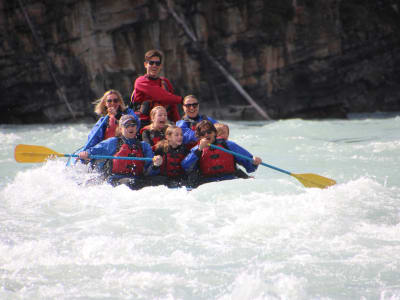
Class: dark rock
0,0,399,124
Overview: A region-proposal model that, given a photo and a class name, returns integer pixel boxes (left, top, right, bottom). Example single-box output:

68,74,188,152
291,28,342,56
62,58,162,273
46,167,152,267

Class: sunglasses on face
123,123,136,128
184,103,199,108
147,60,161,66
106,98,119,103
199,129,214,137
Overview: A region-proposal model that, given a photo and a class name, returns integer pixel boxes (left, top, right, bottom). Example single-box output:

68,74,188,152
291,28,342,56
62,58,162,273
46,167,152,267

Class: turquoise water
1,114,400,299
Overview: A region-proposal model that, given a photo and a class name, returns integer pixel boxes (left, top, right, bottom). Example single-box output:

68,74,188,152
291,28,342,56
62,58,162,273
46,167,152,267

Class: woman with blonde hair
83,89,141,150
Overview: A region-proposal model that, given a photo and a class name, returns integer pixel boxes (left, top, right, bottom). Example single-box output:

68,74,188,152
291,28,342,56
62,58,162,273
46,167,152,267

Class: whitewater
1,113,399,299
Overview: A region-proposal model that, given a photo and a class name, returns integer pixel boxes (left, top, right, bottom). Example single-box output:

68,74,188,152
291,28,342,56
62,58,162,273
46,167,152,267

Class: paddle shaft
66,154,152,161
209,144,291,175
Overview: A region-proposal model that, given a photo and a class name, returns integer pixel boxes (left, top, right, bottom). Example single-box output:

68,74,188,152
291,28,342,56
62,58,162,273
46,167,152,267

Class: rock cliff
1,0,399,123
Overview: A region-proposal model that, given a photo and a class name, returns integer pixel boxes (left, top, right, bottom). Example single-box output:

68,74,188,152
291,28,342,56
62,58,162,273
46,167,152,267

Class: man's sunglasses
147,60,161,66
106,98,119,103
198,129,214,137
184,103,199,108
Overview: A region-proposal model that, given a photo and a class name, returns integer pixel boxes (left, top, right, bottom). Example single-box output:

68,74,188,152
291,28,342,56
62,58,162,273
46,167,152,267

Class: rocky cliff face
1,0,399,123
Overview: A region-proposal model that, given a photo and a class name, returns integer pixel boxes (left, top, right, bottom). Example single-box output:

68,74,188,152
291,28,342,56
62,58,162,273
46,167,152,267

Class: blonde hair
93,89,126,116
149,106,168,130
215,123,229,138
155,125,182,153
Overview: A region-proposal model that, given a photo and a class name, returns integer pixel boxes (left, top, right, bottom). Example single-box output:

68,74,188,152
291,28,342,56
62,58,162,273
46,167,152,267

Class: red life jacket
199,141,236,177
160,145,187,178
104,115,118,140
111,139,145,176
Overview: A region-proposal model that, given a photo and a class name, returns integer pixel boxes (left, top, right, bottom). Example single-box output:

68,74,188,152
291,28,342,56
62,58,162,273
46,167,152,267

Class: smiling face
151,107,168,130
183,96,199,119
167,127,183,148
105,93,121,112
121,123,137,139
144,56,162,78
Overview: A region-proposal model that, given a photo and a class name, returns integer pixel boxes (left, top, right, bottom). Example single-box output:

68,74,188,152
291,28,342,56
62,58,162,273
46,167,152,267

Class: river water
1,114,400,299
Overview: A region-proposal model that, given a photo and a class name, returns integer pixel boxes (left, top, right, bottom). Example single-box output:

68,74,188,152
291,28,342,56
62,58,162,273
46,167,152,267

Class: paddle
208,144,336,189
14,144,152,163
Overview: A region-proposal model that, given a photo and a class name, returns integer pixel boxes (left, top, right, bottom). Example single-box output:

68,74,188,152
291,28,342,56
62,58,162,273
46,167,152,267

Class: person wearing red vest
141,106,168,151
83,90,141,150
131,49,183,127
214,122,253,179
78,115,163,190
182,120,262,188
154,125,189,188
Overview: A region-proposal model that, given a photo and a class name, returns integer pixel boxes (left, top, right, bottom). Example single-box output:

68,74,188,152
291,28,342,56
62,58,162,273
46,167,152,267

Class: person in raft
83,89,141,150
181,120,262,188
176,95,218,149
141,106,169,151
214,123,229,140
78,114,163,190
153,125,189,188
214,123,253,179
131,49,182,127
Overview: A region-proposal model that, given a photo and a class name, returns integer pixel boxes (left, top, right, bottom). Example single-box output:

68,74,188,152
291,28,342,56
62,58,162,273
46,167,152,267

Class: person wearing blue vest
181,120,262,188
78,115,162,190
176,95,218,149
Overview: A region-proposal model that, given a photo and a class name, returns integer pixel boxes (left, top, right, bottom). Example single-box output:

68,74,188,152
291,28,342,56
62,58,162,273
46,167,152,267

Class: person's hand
78,151,90,160
153,155,163,167
253,156,262,166
198,138,209,151
107,106,118,116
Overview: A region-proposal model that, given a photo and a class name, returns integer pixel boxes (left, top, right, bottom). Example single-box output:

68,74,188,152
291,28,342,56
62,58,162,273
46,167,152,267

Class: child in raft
182,120,262,188
78,114,163,190
214,123,253,179
141,106,169,151
153,125,189,188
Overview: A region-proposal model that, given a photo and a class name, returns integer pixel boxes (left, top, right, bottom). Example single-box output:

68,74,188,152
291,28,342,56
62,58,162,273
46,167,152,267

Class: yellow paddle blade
14,144,64,163
291,173,336,189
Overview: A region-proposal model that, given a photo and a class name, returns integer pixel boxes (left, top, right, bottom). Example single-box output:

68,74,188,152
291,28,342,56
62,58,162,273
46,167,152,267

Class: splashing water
1,115,400,299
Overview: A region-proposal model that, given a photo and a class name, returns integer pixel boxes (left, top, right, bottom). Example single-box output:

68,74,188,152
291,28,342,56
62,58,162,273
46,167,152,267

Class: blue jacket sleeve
87,137,119,156
206,116,218,124
226,140,258,173
84,116,108,150
181,145,201,173
176,120,197,145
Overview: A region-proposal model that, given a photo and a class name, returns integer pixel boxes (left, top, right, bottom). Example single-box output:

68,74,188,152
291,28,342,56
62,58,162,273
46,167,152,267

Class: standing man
131,49,183,127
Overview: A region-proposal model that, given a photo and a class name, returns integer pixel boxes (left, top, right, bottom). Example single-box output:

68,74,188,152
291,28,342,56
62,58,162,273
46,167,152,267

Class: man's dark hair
195,120,216,139
144,49,163,63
